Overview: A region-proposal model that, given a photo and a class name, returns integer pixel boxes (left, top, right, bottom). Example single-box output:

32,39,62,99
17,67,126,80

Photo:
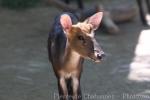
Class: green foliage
1,0,40,9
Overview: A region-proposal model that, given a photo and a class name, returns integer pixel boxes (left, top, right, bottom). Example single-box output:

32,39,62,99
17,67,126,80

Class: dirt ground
0,0,150,100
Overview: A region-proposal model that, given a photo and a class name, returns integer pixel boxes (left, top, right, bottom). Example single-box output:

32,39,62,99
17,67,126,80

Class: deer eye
77,35,84,41
77,35,87,44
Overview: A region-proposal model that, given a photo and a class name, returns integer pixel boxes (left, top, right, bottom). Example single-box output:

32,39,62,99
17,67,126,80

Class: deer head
60,12,105,62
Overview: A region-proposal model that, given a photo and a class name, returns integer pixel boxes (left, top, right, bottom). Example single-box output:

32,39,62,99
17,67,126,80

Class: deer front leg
72,77,82,100
58,77,68,100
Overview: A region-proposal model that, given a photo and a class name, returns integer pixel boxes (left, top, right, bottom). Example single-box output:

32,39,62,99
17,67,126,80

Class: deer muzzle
93,39,105,62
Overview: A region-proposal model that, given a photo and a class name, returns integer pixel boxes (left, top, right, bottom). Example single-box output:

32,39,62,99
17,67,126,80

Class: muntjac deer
48,12,104,100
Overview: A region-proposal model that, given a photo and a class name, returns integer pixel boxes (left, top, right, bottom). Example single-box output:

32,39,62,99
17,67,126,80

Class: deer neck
63,44,81,71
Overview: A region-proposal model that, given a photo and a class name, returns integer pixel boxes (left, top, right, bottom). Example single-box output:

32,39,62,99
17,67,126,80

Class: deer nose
94,50,105,60
96,53,105,60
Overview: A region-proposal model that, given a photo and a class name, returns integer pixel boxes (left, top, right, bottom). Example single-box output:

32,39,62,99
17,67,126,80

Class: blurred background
0,0,150,100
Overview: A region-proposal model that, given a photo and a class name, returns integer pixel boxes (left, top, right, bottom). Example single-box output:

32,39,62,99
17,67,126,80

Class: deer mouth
88,53,105,63
88,57,101,63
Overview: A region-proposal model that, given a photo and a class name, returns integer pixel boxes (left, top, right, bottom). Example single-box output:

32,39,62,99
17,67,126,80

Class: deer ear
60,14,72,32
85,12,103,30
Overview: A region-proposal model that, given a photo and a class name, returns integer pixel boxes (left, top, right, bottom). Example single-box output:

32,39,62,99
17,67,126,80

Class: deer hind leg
58,77,68,100
66,78,73,100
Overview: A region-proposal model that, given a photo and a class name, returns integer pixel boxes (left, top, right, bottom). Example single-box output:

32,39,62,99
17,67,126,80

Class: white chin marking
88,57,100,63
94,60,101,63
